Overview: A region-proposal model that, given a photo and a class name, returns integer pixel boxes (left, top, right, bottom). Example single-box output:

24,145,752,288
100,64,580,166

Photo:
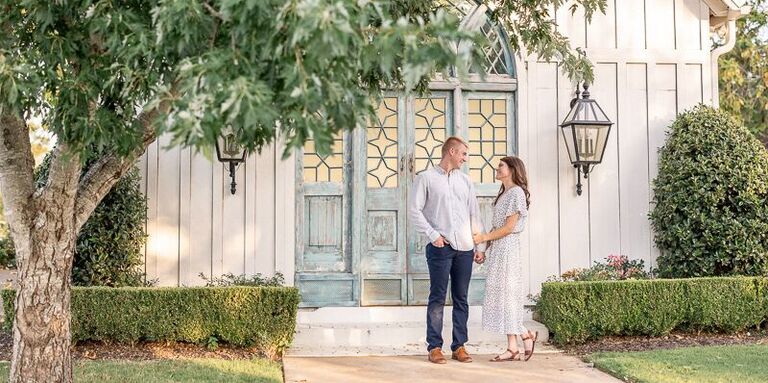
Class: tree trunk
1,105,162,382
9,201,78,383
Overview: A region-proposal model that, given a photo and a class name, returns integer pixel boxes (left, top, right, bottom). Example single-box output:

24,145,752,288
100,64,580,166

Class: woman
473,156,537,362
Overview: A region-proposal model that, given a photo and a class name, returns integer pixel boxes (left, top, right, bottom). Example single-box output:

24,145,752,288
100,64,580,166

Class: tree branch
203,2,225,20
0,113,36,239
73,109,161,232
43,143,82,212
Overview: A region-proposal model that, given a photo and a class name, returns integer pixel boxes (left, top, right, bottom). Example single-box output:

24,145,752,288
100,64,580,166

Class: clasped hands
431,235,486,264
472,232,488,264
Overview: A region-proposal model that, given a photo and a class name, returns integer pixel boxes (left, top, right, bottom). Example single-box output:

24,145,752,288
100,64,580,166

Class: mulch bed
2,329,768,361
559,330,768,356
0,331,267,361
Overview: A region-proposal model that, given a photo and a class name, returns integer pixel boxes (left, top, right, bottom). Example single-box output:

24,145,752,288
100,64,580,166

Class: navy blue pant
425,243,474,352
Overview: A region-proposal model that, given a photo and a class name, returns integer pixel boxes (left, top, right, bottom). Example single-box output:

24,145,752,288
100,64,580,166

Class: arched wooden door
296,1,518,307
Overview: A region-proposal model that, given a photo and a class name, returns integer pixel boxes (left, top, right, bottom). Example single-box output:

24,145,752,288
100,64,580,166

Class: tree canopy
719,0,768,144
1,0,603,159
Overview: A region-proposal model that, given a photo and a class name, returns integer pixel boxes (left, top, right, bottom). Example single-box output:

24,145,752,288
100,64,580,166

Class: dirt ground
1,330,767,362
0,331,268,361
560,330,768,356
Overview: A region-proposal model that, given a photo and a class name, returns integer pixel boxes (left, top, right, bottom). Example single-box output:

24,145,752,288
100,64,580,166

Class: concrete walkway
284,345,621,383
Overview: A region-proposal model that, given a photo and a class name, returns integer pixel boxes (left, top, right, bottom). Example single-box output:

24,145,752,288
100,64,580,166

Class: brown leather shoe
451,346,473,363
428,347,447,364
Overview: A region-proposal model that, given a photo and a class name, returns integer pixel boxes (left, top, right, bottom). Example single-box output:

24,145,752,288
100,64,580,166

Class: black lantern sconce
215,127,247,195
559,83,613,196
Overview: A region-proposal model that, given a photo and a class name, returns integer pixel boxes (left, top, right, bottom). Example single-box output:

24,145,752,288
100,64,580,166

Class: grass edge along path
0,358,283,383
586,344,768,383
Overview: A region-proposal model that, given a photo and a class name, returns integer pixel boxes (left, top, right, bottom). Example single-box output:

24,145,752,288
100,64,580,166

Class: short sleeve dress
481,185,529,335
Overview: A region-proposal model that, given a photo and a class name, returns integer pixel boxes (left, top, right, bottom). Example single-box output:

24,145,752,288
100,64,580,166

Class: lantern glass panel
573,124,610,163
560,125,578,164
216,131,246,162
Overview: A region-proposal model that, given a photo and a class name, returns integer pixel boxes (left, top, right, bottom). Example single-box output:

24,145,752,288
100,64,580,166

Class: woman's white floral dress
482,185,529,334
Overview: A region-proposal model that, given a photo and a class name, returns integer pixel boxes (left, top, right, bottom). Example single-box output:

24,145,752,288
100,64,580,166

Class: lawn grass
587,344,768,383
0,358,282,383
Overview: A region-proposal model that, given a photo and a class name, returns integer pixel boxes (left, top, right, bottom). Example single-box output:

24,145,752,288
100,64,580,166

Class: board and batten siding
141,0,713,298
521,0,711,295
140,140,295,286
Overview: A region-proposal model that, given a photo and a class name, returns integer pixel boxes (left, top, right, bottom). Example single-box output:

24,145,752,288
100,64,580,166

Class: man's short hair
441,136,468,157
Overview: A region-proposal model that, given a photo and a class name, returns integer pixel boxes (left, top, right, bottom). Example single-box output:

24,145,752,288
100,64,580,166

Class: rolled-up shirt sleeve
468,181,487,252
409,174,441,243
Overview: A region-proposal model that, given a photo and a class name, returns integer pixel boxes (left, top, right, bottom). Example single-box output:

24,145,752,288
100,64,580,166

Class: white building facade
140,0,747,310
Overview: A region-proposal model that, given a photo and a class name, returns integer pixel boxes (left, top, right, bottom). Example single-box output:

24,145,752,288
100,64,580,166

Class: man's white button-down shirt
409,166,486,252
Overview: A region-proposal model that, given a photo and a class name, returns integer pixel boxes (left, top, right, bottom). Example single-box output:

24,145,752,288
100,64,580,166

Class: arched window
443,0,516,77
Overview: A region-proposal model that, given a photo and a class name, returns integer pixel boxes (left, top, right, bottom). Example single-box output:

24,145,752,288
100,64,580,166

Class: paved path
284,345,620,383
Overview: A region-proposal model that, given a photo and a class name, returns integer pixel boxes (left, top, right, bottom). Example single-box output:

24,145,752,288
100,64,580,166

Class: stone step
289,306,549,357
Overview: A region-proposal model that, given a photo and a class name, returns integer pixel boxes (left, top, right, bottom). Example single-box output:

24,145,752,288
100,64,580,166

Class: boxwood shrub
650,105,768,277
538,277,767,345
2,286,300,356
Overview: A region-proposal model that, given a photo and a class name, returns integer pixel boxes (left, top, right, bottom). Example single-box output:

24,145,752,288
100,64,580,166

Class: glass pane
470,22,511,76
467,97,508,184
367,97,399,188
574,124,610,163
414,97,448,175
303,134,344,183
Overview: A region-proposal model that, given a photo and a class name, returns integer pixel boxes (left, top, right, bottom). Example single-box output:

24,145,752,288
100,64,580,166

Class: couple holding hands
409,136,537,364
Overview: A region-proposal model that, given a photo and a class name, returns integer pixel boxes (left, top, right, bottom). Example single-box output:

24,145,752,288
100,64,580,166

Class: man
409,136,486,364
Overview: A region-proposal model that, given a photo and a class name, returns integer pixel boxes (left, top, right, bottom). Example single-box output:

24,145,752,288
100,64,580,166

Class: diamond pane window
367,97,399,188
468,98,507,183
303,135,344,183
414,97,448,175
440,0,476,17
473,22,512,76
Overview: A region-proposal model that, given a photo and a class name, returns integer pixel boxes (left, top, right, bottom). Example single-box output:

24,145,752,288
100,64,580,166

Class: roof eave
704,0,751,28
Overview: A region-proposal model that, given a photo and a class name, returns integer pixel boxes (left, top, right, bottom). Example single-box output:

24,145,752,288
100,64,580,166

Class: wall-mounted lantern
215,127,247,195
559,83,613,196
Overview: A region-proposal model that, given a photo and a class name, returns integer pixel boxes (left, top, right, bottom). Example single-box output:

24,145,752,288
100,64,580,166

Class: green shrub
650,105,768,277
2,286,300,357
73,168,148,287
199,272,285,287
538,277,766,345
36,152,149,287
0,224,15,269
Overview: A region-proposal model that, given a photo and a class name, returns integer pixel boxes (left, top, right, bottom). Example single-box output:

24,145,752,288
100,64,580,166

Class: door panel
407,92,454,304
297,134,356,306
463,92,516,304
361,96,408,305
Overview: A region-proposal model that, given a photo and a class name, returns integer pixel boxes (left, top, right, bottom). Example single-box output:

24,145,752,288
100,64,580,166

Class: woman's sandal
522,331,539,361
489,349,520,362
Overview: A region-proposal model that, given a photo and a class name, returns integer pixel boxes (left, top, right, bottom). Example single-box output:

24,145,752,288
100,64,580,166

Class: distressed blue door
403,91,516,306
359,93,455,305
297,91,515,307
360,91,515,306
296,133,357,306
462,91,517,305
404,93,455,305
358,96,409,305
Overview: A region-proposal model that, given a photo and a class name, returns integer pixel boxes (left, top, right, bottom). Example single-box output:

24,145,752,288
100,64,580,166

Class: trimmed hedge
2,286,300,356
538,277,768,345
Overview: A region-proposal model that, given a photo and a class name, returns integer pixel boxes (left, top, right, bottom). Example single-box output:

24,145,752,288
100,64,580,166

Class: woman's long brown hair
493,156,531,208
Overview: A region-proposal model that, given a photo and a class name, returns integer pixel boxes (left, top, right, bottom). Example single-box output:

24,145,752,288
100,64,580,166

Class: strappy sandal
489,349,520,362
522,331,539,361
